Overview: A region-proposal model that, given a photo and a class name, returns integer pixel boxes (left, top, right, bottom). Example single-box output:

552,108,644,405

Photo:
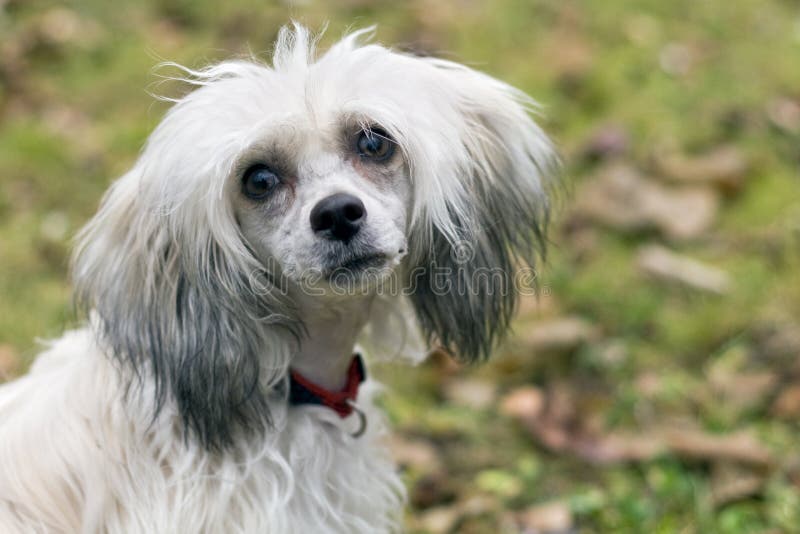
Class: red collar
288,355,365,418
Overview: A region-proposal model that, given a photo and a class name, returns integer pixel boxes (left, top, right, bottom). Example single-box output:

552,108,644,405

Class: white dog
0,25,555,533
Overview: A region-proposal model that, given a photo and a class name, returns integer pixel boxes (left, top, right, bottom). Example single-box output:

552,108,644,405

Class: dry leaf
706,349,778,411
516,317,600,354
654,145,749,192
416,505,460,534
500,387,546,420
663,428,773,466
386,435,443,473
443,379,497,410
518,500,574,533
711,463,766,507
503,384,774,467
637,244,731,295
709,371,778,412
414,495,500,533
571,432,664,464
766,97,800,134
771,385,800,418
458,495,497,517
574,163,719,241
651,187,719,240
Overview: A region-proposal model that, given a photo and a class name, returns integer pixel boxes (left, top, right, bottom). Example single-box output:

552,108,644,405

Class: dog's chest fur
0,329,404,533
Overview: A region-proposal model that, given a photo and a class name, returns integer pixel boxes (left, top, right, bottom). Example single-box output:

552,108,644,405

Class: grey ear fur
72,172,296,451
406,65,557,364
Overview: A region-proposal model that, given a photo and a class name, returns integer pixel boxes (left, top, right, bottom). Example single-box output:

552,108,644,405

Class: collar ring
347,400,367,438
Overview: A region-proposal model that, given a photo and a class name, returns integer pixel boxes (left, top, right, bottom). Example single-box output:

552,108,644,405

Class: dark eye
242,165,280,200
356,128,395,161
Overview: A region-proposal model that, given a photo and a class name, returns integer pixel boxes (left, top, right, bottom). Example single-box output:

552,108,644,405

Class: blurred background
1,1,799,532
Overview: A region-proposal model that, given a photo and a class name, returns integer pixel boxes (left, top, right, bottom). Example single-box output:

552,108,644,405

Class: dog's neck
290,294,374,391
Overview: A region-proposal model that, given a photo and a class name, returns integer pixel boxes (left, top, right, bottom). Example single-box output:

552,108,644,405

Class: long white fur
0,329,402,533
0,24,555,533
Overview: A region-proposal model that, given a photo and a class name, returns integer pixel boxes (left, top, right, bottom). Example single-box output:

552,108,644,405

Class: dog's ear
404,60,558,364
72,165,294,450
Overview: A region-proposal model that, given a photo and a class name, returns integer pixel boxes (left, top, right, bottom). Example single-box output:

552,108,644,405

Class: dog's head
72,25,557,449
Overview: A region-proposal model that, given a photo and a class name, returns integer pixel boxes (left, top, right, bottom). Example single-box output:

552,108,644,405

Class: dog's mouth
323,253,389,278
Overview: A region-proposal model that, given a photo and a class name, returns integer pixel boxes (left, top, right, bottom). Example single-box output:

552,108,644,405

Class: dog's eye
356,128,395,161
242,165,280,200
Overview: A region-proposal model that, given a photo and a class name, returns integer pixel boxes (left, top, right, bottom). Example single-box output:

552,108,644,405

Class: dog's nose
309,193,366,242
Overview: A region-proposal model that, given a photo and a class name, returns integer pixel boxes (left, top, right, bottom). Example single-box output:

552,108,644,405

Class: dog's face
231,120,410,288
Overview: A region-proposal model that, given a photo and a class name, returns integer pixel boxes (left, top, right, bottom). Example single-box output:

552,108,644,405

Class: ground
1,1,799,532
